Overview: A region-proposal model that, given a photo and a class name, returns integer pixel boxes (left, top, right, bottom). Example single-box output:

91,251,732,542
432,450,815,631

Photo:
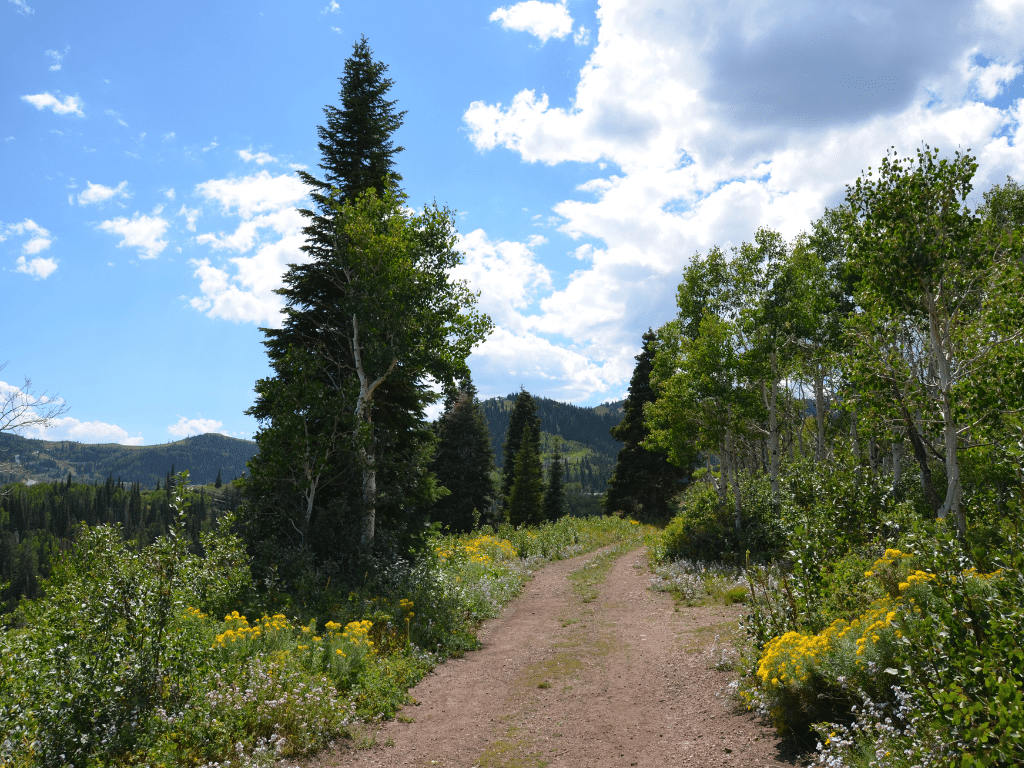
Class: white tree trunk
814,368,826,463
925,291,963,534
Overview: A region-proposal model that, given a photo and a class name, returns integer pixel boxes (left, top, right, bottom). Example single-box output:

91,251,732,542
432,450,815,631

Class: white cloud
189,171,310,325
4,219,54,261
8,0,33,15
16,255,58,279
968,57,1022,99
453,229,552,333
77,180,129,205
163,131,176,140
460,0,1024,404
18,415,143,445
177,204,201,231
195,170,306,219
97,211,169,259
331,26,342,34
21,92,83,116
238,147,278,165
490,1,573,43
165,188,176,200
322,0,339,12
45,46,68,71
573,26,590,46
167,416,226,438
202,140,218,152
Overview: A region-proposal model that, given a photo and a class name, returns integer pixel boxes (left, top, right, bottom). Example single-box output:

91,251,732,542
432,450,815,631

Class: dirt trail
314,547,794,767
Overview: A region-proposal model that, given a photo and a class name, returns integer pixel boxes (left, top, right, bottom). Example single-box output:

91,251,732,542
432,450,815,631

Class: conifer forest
2,37,1024,768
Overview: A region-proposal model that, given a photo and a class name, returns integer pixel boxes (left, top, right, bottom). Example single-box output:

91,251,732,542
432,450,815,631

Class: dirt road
314,546,795,767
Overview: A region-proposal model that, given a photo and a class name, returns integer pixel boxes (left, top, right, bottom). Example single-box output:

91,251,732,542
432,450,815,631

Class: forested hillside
0,432,256,488
479,394,624,497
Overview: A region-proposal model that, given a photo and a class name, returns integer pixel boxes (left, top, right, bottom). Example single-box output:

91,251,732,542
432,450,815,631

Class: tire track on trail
311,546,795,768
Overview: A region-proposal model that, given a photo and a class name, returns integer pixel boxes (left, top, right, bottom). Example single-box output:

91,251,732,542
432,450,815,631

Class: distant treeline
0,432,257,488
480,395,623,462
0,473,242,612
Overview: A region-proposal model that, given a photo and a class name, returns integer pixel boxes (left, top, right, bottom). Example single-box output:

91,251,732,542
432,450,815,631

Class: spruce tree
214,468,222,489
506,422,544,526
541,441,566,521
428,378,496,532
603,329,691,521
243,37,487,571
500,389,541,506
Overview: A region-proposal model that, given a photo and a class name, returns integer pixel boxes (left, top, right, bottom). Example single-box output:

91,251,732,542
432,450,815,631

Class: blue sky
3,0,1024,445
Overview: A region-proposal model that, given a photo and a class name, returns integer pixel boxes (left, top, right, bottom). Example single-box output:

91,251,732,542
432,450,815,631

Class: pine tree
242,36,488,570
506,423,544,526
500,389,541,506
604,329,692,521
215,469,222,489
428,378,496,532
541,441,566,521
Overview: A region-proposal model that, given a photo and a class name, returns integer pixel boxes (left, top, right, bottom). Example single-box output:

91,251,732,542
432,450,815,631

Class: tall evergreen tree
500,389,541,505
506,423,544,526
541,441,566,521
604,329,691,521
428,378,496,532
242,38,489,573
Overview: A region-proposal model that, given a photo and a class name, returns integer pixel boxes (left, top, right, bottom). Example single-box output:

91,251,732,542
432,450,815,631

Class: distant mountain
478,394,625,497
0,432,257,488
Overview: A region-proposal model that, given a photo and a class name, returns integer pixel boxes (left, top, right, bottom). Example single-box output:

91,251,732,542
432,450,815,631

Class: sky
3,0,1024,446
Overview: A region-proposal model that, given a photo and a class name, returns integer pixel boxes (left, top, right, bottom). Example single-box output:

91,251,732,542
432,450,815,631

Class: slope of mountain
478,394,625,496
0,432,257,488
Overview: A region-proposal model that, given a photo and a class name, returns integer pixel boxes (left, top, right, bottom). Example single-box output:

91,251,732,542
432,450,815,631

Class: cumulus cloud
167,416,226,438
4,219,54,257
18,415,143,445
97,210,169,259
322,0,339,12
238,147,278,165
164,188,176,200
16,255,58,279
453,229,552,332
461,0,1024,404
21,92,83,116
77,180,129,205
490,1,573,43
189,171,309,325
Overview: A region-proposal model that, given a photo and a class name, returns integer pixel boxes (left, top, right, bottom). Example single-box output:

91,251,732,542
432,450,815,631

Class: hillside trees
500,389,542,505
428,377,496,532
243,38,491,576
541,440,566,521
604,330,690,521
506,422,544,526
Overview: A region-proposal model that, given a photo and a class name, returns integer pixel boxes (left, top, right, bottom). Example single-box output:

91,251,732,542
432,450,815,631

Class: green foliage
604,329,691,521
0,472,253,767
500,389,542,506
506,422,545,526
428,378,496,532
541,442,566,522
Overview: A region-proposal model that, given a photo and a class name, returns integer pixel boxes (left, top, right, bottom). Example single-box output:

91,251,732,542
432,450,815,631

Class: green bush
662,481,737,561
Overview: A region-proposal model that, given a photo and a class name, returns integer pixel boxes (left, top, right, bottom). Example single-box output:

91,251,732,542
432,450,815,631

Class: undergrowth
0,476,648,768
